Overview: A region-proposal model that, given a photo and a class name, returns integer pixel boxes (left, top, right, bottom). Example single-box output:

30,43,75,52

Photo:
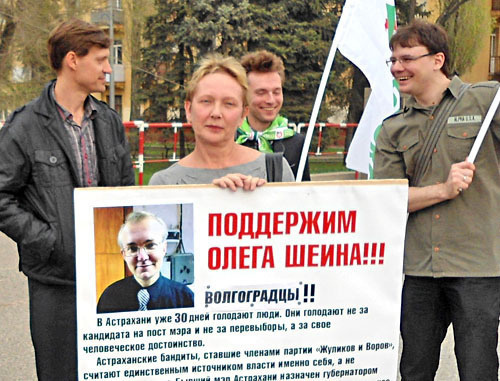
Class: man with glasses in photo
97,211,194,313
374,20,500,380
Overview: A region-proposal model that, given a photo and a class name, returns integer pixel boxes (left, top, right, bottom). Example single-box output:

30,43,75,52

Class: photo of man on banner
75,181,408,381
96,209,194,314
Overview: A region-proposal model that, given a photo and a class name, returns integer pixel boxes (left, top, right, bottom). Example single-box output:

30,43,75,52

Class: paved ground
0,232,37,381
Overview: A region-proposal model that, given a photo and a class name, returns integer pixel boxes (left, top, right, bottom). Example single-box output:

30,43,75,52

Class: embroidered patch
447,115,482,124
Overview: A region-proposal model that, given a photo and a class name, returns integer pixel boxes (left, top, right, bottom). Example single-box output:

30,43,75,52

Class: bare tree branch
436,0,472,25
0,2,17,74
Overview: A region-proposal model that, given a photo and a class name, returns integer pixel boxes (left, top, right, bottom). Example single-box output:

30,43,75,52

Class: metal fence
122,121,357,184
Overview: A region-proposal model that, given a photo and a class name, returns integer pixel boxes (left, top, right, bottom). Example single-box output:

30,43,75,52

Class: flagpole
295,24,346,182
466,86,500,164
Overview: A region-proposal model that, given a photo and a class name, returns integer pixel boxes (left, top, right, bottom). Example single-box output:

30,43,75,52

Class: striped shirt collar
51,81,98,122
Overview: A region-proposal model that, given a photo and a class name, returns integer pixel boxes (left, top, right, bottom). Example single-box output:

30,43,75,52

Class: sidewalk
0,232,36,381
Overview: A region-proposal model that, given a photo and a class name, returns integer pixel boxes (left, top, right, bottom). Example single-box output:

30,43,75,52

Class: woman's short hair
185,54,248,106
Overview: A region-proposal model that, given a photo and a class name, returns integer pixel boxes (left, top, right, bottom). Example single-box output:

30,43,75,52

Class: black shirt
237,132,311,181
97,275,194,313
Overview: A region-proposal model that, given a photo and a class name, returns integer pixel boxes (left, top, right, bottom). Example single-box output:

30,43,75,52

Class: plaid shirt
52,83,99,187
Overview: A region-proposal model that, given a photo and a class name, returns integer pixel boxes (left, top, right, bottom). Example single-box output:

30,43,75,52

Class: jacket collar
32,80,98,186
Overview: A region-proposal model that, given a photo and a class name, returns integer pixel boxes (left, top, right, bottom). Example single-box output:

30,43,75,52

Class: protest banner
75,180,408,380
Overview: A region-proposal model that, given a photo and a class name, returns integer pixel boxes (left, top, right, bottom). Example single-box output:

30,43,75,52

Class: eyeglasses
386,52,434,67
123,241,162,257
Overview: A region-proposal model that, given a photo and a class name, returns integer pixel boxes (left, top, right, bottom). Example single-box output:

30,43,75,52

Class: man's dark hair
47,18,111,71
240,50,285,83
390,19,450,77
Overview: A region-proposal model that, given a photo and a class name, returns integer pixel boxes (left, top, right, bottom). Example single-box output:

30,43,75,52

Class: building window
113,40,122,65
490,32,497,75
107,95,122,119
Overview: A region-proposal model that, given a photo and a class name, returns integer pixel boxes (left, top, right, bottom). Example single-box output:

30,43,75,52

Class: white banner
75,180,407,380
340,0,400,176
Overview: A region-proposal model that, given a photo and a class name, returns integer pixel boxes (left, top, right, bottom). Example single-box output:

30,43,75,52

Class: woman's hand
212,173,266,191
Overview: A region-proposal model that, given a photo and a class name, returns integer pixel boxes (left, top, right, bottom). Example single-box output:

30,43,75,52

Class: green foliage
436,0,490,75
0,0,101,115
139,0,257,122
395,0,430,24
246,1,350,122
139,0,350,123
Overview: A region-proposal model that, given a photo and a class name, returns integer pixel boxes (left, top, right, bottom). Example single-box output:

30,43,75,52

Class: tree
139,0,256,122
138,0,352,125
245,0,350,123
0,0,100,116
396,0,430,24
435,0,472,25
123,0,155,120
139,0,258,157
435,0,490,76
0,1,17,82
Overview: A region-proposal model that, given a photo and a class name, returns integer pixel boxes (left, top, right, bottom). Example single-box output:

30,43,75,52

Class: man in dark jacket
0,19,134,380
236,50,310,181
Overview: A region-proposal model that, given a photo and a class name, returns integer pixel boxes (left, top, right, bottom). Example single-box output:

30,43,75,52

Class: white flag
339,0,400,176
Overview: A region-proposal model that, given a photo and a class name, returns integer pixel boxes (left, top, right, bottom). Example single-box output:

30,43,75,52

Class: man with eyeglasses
97,211,194,313
374,20,500,380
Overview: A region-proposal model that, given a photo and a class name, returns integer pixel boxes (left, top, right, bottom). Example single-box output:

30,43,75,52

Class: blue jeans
400,276,500,381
